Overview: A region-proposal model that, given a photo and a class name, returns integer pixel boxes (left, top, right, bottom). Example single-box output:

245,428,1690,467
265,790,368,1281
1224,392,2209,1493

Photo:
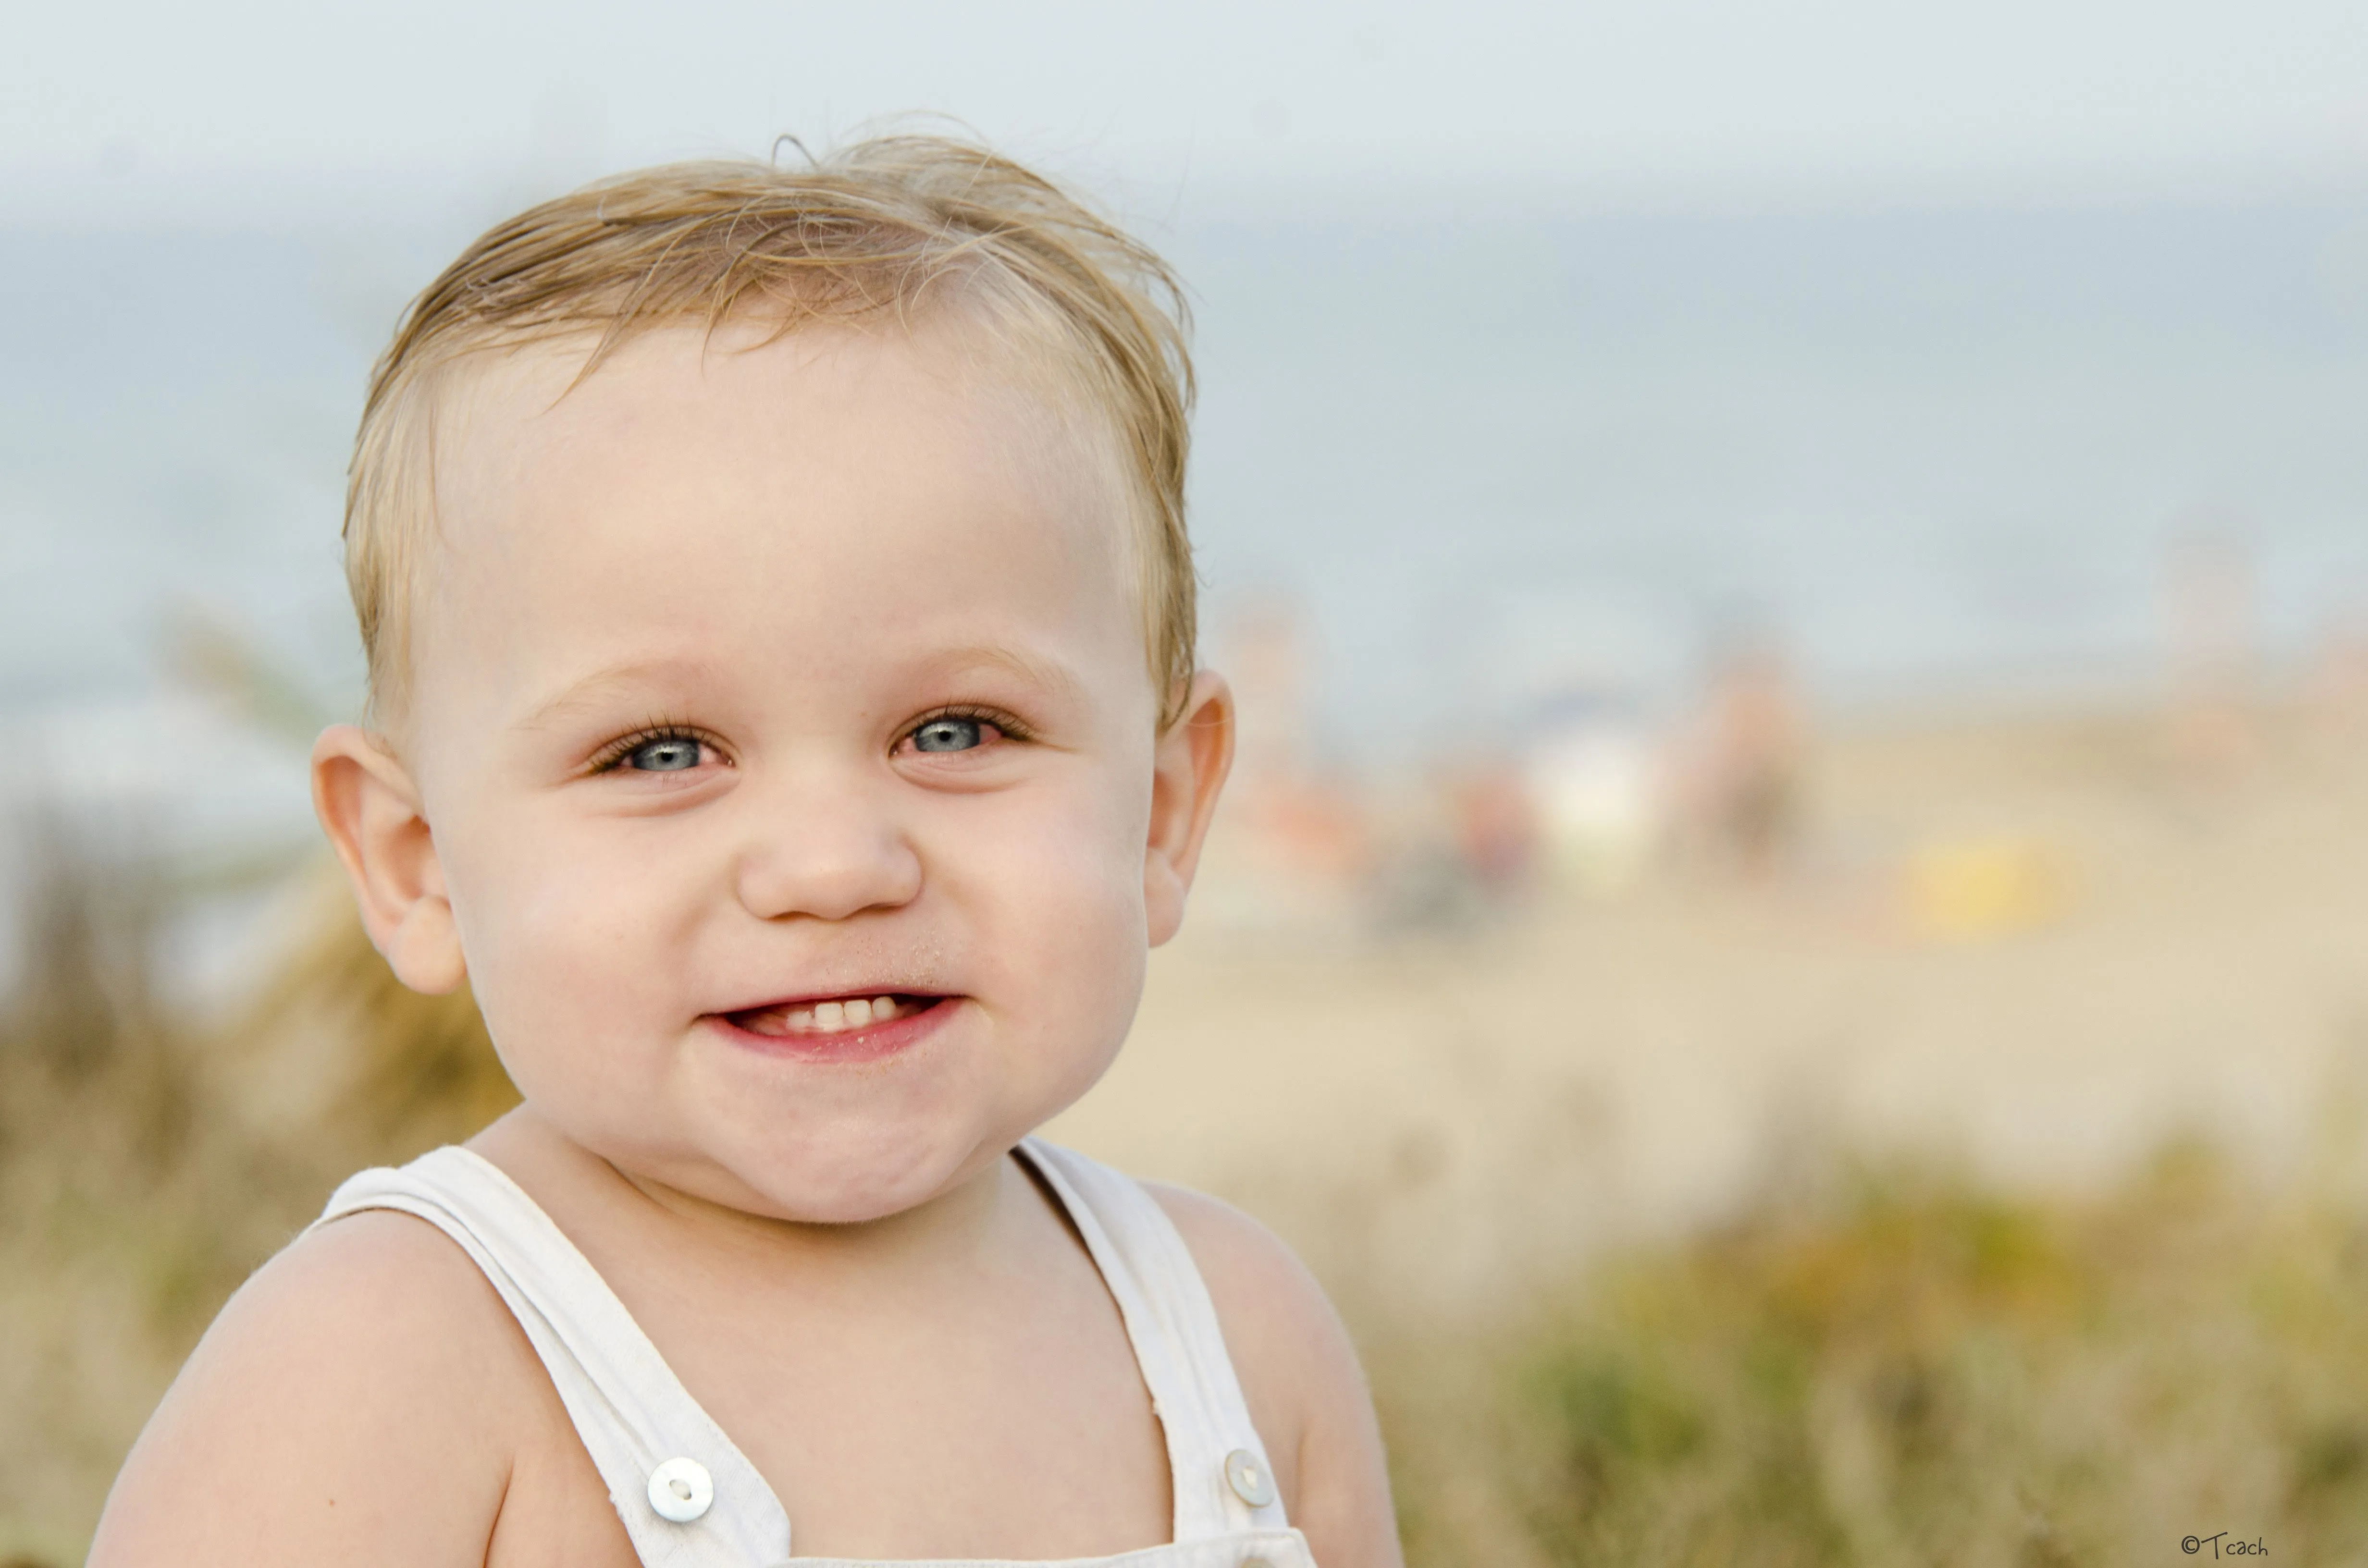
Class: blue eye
626,736,703,772
912,717,983,753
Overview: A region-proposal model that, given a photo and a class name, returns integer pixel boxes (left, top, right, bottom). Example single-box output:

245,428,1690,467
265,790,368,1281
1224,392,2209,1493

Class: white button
647,1456,714,1522
1222,1447,1276,1507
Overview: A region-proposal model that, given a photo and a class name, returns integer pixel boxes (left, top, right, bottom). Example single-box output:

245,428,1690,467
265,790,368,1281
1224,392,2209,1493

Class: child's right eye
590,728,722,775
626,736,704,772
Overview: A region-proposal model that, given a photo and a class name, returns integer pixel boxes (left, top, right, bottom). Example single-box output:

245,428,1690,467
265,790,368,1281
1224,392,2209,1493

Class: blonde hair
345,135,1196,726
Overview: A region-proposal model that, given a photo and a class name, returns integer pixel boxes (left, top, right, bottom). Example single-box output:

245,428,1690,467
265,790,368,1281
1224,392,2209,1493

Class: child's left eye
911,717,988,753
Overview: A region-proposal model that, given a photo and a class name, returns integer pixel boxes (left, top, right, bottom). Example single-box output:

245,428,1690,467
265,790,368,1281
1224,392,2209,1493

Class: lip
703,993,960,1065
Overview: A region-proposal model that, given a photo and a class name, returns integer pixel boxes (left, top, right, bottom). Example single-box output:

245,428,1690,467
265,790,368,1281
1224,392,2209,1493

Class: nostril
732,826,926,924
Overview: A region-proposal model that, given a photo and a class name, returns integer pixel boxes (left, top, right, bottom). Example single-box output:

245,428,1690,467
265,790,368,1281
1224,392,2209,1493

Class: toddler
89,138,1400,1567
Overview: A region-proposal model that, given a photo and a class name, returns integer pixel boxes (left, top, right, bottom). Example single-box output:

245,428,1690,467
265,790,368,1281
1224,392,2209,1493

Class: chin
698,1101,1020,1225
748,1153,1004,1226
535,1005,1124,1224
675,1015,1119,1225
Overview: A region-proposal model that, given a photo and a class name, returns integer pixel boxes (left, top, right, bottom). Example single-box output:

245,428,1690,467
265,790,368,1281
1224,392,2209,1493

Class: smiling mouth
726,993,946,1038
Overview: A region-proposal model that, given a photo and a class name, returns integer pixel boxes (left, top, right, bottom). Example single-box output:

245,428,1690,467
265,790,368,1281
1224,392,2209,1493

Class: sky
5,0,2366,211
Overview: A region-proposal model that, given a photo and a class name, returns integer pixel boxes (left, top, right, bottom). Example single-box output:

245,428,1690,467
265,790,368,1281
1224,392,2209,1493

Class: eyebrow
514,645,1091,733
516,658,720,732
924,644,1090,708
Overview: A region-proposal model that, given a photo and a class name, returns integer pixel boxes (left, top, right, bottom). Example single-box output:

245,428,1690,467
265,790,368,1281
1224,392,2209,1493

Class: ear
1144,670,1236,947
311,723,468,995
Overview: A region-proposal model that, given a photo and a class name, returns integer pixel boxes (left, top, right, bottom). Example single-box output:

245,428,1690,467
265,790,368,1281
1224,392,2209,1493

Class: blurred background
5,2,2368,1562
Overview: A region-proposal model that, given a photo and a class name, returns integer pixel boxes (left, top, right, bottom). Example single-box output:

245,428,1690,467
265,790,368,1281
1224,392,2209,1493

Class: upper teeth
776,995,904,1034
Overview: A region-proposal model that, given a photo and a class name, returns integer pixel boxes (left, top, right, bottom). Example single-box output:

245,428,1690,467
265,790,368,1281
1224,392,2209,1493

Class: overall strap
310,1148,792,1568
1016,1140,1292,1542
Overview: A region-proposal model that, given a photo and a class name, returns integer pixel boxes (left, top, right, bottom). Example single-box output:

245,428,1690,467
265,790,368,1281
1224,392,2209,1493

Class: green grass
1378,1143,2368,1566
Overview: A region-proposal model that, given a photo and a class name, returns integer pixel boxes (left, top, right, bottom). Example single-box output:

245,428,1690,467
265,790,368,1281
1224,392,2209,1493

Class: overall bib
313,1139,1317,1568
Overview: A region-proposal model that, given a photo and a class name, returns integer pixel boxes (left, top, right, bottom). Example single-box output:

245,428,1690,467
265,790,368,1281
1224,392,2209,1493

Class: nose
732,772,923,923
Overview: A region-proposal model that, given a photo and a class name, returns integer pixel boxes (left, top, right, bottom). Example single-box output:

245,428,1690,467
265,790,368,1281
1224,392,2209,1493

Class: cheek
943,767,1151,998
437,808,702,1069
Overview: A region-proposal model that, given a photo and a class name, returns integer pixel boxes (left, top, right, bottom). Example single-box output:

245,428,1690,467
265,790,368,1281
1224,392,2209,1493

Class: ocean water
1173,191,2368,746
3,182,2364,844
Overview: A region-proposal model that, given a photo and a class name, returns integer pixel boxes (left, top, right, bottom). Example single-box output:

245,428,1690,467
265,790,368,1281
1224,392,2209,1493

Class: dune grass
0,830,505,1566
1378,1138,2368,1566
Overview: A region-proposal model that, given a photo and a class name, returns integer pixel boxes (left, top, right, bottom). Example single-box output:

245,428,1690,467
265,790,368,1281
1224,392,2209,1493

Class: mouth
709,991,957,1062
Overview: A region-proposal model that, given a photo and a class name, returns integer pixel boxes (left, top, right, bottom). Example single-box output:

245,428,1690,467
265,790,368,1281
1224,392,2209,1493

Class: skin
88,316,1404,1566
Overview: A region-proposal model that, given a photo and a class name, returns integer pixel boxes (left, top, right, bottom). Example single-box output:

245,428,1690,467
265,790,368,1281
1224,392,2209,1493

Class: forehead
408,318,1143,727
435,313,1125,538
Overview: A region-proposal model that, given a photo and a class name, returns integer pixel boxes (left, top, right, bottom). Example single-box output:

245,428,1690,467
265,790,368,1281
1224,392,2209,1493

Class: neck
470,1105,1028,1286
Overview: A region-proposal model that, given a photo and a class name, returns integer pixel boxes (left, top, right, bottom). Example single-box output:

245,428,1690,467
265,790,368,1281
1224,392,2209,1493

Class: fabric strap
310,1139,1300,1566
1014,1140,1291,1542
314,1149,793,1567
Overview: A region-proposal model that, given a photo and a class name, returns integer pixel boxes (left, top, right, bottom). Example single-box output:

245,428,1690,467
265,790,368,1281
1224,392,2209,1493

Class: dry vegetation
0,831,506,1567
1376,1140,2368,1566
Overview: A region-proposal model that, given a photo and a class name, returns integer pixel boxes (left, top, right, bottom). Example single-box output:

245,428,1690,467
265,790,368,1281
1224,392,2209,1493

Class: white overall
312,1139,1317,1568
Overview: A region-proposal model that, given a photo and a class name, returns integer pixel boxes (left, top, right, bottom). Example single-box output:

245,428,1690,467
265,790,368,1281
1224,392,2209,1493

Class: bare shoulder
1146,1184,1406,1568
89,1208,551,1568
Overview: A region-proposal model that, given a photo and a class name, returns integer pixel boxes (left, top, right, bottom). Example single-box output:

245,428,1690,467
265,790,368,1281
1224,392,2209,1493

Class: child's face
322,318,1228,1224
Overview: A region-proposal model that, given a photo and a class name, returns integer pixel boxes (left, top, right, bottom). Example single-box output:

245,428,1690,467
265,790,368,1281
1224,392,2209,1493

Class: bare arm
1150,1185,1405,1568
87,1211,536,1568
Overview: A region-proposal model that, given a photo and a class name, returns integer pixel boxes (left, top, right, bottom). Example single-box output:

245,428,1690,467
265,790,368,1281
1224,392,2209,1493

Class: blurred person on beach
87,138,1400,1568
1674,628,1806,878
1449,762,1537,897
1221,598,1371,892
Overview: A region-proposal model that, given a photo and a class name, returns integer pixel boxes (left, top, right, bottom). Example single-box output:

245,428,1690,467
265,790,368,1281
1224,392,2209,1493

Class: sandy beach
1049,700,2368,1317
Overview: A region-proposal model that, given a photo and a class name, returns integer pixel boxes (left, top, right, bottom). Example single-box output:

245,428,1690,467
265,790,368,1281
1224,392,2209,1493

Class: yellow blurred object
1905,835,2072,941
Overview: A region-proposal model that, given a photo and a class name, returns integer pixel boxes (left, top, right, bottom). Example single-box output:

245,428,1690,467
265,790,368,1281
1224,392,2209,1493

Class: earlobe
1144,671,1237,947
310,724,467,995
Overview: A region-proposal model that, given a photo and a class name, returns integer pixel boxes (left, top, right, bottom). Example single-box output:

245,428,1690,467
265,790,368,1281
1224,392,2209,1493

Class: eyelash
584,705,1036,773
586,721,724,775
903,703,1036,748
